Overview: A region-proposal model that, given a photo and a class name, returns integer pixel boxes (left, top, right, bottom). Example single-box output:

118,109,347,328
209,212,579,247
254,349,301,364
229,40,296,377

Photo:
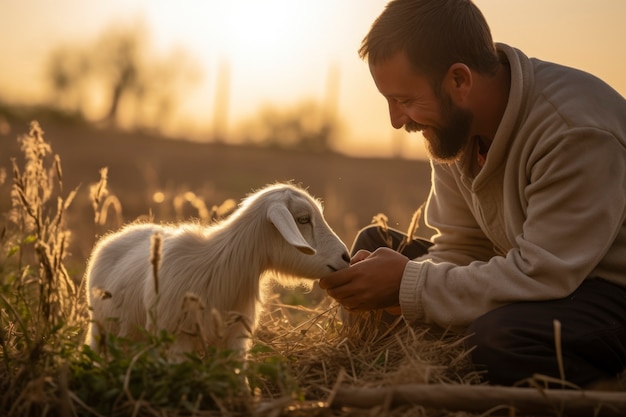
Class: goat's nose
342,251,350,264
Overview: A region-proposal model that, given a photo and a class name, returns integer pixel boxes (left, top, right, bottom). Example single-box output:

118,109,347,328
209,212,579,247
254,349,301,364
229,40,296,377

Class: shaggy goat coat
85,183,350,356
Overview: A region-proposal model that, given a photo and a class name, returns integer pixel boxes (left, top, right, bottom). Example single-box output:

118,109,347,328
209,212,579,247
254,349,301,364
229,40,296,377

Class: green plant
70,332,255,416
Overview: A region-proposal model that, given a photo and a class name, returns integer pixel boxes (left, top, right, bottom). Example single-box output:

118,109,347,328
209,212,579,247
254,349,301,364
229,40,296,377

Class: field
2,115,622,417
0,112,434,264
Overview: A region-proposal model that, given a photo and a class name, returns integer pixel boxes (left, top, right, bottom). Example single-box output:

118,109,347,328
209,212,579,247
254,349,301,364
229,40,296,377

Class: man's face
405,90,473,162
369,51,473,163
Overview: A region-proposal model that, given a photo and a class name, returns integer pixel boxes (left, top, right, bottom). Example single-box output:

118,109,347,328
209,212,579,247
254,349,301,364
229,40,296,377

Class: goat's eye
296,214,311,225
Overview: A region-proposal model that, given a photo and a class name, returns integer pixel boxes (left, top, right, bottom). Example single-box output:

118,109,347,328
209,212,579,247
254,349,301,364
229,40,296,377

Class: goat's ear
267,203,316,255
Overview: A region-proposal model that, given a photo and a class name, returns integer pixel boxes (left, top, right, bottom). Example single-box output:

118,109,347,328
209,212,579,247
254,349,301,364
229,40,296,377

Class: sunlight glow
219,1,309,58
153,192,165,203
0,0,624,159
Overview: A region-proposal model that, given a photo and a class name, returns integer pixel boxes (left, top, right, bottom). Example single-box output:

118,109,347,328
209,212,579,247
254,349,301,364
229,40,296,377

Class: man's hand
318,247,410,312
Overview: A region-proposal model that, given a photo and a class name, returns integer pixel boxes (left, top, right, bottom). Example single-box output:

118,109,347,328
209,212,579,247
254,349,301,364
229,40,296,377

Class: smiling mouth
404,121,427,133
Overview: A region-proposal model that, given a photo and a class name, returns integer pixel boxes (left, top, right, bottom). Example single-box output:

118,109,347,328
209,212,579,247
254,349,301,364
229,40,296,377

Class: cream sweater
399,43,626,329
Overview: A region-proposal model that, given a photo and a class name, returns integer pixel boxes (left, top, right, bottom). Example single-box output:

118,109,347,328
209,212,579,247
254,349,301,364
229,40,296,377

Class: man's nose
388,101,409,129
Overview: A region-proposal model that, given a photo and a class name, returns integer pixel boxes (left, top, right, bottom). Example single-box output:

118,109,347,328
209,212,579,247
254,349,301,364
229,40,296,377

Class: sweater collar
457,43,533,185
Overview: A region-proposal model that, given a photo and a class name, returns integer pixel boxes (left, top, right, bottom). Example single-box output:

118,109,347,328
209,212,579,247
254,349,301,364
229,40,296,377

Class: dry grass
254,293,482,416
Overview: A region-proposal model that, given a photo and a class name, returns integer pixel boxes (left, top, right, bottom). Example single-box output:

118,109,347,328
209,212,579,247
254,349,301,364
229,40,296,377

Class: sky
1,0,625,159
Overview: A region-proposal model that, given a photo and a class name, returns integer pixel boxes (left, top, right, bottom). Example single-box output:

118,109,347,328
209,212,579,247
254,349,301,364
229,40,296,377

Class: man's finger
319,270,351,290
350,249,371,265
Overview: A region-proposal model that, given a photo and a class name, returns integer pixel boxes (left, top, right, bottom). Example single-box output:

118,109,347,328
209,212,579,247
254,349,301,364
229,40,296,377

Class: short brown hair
359,0,499,85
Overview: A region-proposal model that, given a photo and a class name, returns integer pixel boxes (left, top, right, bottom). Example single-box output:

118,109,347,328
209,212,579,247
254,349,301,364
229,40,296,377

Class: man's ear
443,63,472,102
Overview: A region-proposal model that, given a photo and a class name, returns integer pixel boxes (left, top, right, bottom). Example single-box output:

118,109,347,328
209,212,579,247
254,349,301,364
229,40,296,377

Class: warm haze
1,0,624,159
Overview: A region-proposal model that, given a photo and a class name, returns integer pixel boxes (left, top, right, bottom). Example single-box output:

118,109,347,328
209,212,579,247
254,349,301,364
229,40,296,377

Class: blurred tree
47,46,91,116
238,100,342,153
96,25,142,123
45,22,200,131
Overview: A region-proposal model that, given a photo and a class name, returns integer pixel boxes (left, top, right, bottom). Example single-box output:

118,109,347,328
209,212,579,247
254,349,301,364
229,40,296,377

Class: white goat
85,183,350,357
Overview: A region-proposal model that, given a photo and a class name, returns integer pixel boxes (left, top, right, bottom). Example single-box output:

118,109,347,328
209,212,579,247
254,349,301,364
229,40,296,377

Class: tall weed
1,121,81,413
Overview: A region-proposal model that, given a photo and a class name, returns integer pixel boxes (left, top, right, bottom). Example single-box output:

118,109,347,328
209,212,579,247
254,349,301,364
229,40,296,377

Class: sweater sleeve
400,130,626,328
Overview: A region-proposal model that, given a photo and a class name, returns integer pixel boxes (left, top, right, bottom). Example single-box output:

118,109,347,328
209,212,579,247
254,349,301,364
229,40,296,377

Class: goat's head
242,183,350,279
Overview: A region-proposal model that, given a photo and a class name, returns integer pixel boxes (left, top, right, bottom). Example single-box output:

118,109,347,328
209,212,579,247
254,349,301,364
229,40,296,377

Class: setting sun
216,1,313,58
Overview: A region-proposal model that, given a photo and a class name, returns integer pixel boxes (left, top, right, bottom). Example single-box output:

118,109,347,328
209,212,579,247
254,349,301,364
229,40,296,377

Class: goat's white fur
85,183,349,357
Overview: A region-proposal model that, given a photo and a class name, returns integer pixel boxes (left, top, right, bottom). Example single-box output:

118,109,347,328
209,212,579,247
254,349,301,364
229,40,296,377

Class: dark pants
351,225,626,387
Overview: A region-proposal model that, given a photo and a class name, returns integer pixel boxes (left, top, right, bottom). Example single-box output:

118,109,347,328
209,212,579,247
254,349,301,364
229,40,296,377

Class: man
319,0,626,388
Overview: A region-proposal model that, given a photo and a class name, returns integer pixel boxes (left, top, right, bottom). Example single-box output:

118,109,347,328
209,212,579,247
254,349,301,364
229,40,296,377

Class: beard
405,93,473,163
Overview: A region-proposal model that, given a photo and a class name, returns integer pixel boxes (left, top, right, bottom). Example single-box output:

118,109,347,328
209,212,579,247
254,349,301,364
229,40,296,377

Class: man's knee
351,225,432,258
351,225,387,254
